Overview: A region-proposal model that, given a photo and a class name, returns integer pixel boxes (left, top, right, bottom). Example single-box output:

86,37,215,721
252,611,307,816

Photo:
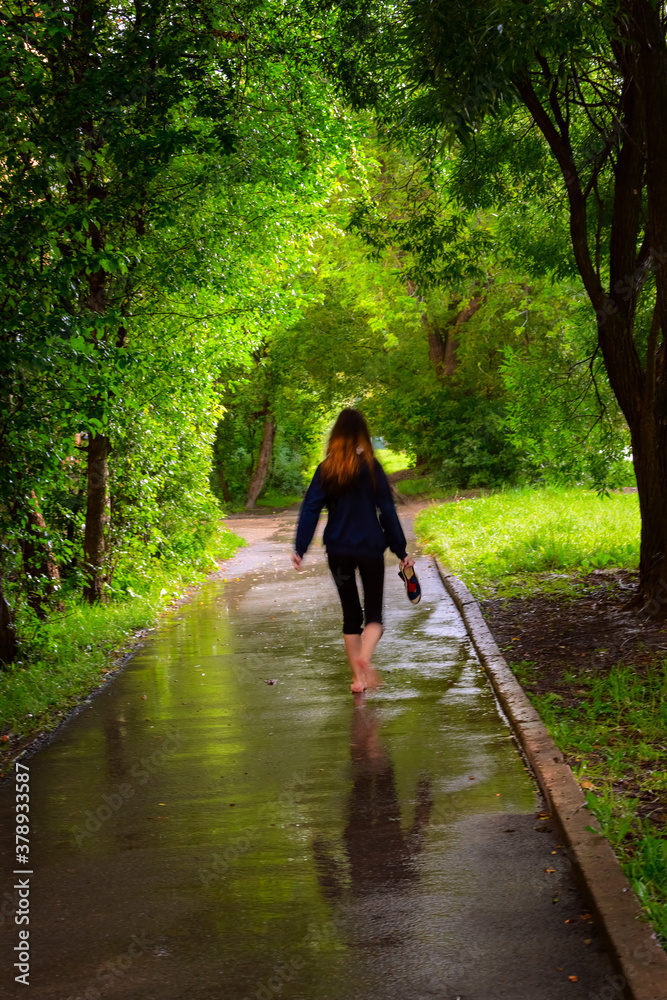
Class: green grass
375,447,413,474
584,784,667,941
528,661,667,940
415,486,640,597
396,476,432,496
0,523,244,749
256,488,304,508
531,661,667,797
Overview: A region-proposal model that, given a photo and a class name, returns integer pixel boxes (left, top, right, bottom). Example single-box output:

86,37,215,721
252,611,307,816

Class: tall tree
0,0,351,603
329,0,667,609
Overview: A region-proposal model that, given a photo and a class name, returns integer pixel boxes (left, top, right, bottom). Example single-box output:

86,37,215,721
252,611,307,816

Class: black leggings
327,554,385,634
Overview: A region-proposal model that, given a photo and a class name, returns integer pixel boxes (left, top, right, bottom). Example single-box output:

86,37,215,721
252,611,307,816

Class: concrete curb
437,565,667,1000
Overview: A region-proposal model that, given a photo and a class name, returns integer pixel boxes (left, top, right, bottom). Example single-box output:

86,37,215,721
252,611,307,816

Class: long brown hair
320,408,376,493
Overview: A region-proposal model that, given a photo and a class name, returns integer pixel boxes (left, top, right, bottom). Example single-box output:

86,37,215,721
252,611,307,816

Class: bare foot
350,656,368,693
358,656,382,690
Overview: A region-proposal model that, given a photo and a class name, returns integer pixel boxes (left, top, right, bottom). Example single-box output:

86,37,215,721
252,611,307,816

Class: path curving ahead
0,505,617,1000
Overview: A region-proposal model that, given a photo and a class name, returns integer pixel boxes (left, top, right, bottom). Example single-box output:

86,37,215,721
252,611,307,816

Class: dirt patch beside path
481,570,667,684
480,569,667,826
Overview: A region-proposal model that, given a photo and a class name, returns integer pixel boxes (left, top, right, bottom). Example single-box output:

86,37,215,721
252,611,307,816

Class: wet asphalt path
0,506,617,999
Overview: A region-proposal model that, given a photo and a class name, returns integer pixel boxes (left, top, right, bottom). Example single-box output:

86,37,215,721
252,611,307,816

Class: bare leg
359,622,384,689
344,633,365,692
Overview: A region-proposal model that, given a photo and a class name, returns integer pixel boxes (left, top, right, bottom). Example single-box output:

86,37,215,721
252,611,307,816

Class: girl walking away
292,409,415,693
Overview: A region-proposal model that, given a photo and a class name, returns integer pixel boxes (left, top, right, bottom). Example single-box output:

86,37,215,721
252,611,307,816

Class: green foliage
416,487,640,593
499,291,634,490
362,271,608,487
0,0,360,659
324,0,652,497
210,201,410,506
211,146,631,504
586,788,667,941
0,524,244,734
374,448,412,473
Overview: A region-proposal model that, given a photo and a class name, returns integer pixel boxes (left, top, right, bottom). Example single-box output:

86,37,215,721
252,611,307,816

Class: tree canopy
4,0,667,667
325,0,667,606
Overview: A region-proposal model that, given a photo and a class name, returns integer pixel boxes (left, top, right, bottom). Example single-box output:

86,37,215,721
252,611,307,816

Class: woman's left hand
292,552,303,571
400,555,415,570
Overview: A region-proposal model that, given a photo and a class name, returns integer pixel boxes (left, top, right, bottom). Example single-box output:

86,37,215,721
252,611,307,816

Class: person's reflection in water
313,701,433,898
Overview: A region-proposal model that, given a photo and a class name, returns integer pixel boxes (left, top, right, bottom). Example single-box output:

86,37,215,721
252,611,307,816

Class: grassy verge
396,476,487,501
515,655,667,941
416,485,640,598
256,489,303,508
415,486,667,943
374,447,413,473
396,475,435,496
0,523,244,764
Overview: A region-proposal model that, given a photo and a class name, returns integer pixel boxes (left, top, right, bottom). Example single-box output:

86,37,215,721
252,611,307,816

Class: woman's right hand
400,555,415,570
291,552,303,572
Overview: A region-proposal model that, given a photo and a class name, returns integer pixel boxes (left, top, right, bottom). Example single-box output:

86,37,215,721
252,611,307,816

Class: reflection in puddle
0,527,615,999
314,704,433,899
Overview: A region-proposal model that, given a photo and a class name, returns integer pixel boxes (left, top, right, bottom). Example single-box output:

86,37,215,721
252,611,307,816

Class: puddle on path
0,521,615,999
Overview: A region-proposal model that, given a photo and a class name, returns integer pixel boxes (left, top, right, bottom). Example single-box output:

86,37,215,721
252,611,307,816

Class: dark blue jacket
295,458,407,560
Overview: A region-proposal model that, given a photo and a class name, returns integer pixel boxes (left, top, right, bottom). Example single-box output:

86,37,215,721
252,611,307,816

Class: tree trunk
245,415,276,509
425,295,485,380
0,580,17,666
215,464,232,504
218,470,232,504
426,322,447,375
626,404,667,616
22,490,62,618
511,4,667,608
83,432,111,603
